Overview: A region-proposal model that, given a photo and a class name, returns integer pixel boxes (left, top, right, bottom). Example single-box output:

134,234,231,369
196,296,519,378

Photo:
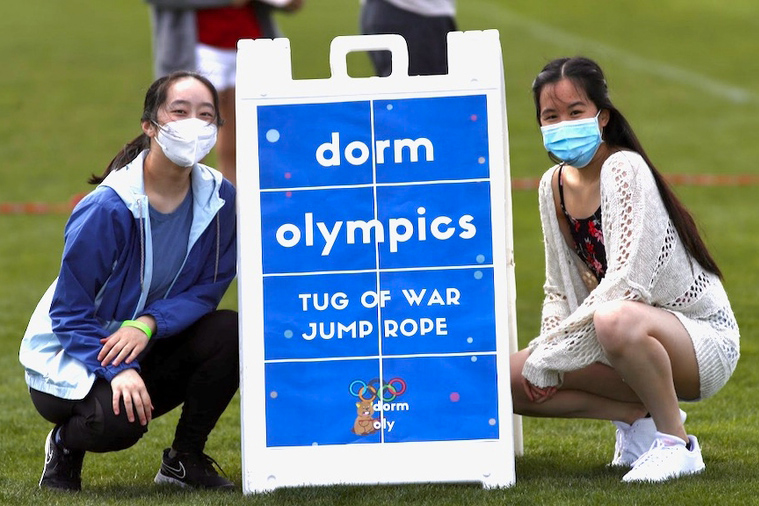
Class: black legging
30,309,239,454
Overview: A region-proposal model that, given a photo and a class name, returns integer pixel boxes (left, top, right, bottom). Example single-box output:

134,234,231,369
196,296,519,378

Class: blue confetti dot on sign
266,129,280,143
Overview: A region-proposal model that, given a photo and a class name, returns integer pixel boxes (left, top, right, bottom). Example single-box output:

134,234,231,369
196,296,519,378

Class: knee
593,300,641,356
215,309,239,358
196,309,239,358
83,412,147,453
211,309,239,343
106,421,148,452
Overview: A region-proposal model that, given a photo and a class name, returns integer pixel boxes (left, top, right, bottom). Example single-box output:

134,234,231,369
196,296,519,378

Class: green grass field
1,0,757,504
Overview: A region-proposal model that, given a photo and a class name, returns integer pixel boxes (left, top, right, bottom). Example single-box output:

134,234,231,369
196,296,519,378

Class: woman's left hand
522,376,558,403
98,325,150,367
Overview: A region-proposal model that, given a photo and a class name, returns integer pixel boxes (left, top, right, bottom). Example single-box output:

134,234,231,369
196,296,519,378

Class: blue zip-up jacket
20,151,237,400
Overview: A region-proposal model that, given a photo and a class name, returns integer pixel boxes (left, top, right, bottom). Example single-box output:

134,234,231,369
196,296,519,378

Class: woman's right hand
111,369,153,426
98,319,153,367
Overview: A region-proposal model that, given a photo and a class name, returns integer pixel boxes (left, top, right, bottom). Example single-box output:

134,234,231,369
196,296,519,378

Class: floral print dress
558,165,607,282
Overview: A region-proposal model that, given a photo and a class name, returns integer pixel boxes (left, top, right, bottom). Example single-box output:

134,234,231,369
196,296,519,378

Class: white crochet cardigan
523,151,740,398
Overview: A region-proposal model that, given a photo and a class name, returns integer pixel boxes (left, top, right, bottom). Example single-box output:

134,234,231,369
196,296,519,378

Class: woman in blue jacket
20,71,238,491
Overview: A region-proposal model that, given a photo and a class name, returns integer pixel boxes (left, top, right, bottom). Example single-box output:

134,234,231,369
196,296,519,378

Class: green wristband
121,319,153,340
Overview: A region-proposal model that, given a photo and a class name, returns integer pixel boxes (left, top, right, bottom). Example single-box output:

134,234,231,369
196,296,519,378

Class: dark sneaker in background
39,427,85,491
154,448,234,489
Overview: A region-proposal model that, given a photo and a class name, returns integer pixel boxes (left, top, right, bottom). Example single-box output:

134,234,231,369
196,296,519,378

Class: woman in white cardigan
510,56,740,483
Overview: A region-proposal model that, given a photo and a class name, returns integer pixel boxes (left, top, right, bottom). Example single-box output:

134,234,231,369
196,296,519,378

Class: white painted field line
469,2,759,105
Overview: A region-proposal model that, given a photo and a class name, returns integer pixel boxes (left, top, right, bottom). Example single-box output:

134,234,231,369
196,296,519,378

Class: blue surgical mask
540,112,603,168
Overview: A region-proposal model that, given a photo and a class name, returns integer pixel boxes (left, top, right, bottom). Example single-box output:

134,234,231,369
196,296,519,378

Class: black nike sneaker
39,427,85,491
154,448,234,489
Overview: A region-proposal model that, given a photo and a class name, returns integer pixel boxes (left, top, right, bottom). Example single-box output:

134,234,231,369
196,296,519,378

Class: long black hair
532,56,722,278
88,71,223,185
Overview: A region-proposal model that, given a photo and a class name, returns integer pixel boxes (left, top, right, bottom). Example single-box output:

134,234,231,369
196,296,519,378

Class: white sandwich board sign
236,30,518,493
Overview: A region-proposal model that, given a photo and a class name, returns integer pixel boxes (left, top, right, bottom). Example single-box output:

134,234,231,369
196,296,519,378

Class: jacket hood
100,150,225,220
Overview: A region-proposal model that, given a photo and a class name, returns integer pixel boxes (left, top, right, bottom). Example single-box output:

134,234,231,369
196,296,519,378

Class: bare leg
216,88,236,185
512,300,699,434
594,300,699,441
511,349,647,424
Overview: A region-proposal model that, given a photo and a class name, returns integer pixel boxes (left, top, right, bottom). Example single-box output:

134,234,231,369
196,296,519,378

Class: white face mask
154,118,218,167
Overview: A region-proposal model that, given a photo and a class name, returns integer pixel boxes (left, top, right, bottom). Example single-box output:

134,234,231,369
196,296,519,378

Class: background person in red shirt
147,0,305,185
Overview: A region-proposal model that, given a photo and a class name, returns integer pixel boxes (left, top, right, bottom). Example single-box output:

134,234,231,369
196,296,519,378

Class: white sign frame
236,30,519,494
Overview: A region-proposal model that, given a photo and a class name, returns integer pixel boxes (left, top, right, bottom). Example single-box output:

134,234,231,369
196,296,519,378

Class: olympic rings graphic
349,377,406,402
387,377,406,397
349,380,377,401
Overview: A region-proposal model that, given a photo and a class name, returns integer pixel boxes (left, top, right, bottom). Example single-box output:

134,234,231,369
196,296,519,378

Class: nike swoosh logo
45,437,54,466
163,461,186,479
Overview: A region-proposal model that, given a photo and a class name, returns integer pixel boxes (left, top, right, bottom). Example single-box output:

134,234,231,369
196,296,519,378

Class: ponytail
88,133,150,185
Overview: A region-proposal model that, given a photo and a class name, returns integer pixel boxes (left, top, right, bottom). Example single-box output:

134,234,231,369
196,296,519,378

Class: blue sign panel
258,95,498,447
260,187,377,274
375,182,493,269
373,95,489,183
379,267,496,356
258,101,373,188
263,272,380,360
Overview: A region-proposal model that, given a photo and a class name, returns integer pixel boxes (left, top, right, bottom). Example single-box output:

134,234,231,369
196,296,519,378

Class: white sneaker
622,432,705,483
611,409,687,467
